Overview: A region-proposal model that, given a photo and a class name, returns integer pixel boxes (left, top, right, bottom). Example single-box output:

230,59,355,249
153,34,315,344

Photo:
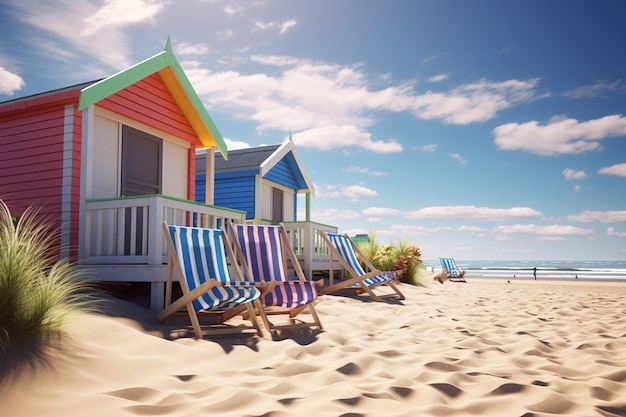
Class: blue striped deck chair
228,224,322,331
157,222,267,338
439,257,467,282
319,232,405,301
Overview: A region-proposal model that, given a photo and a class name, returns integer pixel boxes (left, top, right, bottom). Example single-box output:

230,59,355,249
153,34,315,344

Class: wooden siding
196,173,207,203
209,171,257,219
97,73,201,147
0,101,82,259
0,105,66,212
265,157,300,190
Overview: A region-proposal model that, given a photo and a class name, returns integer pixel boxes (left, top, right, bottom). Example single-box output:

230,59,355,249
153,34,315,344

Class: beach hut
0,39,245,310
196,139,338,276
197,139,313,223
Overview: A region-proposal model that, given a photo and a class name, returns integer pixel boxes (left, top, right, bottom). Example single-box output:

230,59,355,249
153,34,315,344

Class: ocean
423,259,626,281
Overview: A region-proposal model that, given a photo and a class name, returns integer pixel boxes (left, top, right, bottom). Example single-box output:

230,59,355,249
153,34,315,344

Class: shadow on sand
99,283,322,351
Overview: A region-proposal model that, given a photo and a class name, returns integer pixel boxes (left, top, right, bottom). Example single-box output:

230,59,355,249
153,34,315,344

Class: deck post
151,281,165,311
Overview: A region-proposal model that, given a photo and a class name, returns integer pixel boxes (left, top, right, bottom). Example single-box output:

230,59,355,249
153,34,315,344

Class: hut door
119,126,163,255
271,187,284,223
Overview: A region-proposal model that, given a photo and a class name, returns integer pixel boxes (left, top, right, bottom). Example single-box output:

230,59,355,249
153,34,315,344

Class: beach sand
3,277,626,417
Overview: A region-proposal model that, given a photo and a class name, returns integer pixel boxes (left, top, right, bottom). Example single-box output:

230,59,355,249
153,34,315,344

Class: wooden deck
78,195,246,309
76,197,340,310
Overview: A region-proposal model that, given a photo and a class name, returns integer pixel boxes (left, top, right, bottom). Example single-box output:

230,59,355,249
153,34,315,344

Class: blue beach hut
196,138,313,224
196,138,339,277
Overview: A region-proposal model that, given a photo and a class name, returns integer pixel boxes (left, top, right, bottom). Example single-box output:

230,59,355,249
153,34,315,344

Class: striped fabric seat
440,257,467,282
326,233,397,289
157,223,265,338
320,232,405,301
168,225,260,310
234,225,318,309
230,224,322,330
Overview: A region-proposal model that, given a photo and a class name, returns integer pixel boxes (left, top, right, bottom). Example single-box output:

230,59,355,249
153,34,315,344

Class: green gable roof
78,38,227,158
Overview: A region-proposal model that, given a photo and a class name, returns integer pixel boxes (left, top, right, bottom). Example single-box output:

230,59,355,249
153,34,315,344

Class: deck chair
228,223,322,331
439,257,467,282
319,232,405,301
157,222,267,338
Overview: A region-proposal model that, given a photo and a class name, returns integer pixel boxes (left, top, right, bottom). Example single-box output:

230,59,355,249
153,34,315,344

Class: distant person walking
533,267,537,280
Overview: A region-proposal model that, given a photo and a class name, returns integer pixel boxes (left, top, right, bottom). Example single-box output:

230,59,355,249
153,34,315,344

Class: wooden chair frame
319,231,405,301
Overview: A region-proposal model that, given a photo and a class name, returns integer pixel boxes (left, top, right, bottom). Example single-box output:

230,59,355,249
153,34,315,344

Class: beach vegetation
0,200,97,361
355,232,427,287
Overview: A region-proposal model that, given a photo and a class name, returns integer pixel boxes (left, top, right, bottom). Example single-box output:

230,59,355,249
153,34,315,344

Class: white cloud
564,79,625,99
341,184,378,202
607,227,626,238
411,78,540,125
574,185,582,193
255,18,297,35
448,153,468,164
83,0,166,36
405,206,542,221
421,54,442,65
223,5,242,16
315,184,377,201
293,126,402,153
314,184,340,199
567,210,626,223
224,138,251,150
176,43,209,56
448,225,485,233
598,162,626,177
186,55,540,153
217,29,235,40
493,114,626,156
428,74,448,83
362,207,402,216
493,224,594,236
344,166,387,176
13,0,151,71
279,19,297,35
412,144,438,152
345,166,369,174
0,66,25,95
387,224,486,237
562,168,588,180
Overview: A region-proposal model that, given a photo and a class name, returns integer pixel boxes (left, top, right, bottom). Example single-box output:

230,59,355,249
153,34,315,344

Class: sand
2,277,626,417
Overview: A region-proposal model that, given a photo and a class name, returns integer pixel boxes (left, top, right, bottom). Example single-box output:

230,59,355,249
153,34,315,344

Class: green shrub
355,233,427,287
0,200,96,358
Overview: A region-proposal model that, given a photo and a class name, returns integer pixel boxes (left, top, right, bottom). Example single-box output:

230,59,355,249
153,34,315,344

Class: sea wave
424,260,626,281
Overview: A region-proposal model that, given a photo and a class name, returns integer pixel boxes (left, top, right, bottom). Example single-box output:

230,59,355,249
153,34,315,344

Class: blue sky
1,0,625,261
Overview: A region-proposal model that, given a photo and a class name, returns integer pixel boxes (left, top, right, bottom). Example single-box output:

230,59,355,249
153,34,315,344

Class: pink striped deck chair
228,224,323,331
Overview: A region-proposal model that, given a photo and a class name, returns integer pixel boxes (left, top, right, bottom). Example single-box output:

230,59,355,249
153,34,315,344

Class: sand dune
3,278,626,417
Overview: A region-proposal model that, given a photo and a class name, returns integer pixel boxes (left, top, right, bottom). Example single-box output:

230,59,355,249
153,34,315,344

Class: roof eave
261,140,315,196
77,38,228,159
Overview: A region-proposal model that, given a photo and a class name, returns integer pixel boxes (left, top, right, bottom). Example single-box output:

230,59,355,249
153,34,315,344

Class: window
120,126,163,196
271,187,284,223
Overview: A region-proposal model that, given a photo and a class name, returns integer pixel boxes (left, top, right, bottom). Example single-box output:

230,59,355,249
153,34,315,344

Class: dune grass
0,200,97,362
356,232,428,287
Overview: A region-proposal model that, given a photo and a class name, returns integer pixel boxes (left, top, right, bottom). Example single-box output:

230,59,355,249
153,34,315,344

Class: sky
1,0,625,261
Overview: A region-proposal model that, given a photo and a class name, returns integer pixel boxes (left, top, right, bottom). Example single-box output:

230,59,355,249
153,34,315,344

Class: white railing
82,195,246,265
281,221,339,277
